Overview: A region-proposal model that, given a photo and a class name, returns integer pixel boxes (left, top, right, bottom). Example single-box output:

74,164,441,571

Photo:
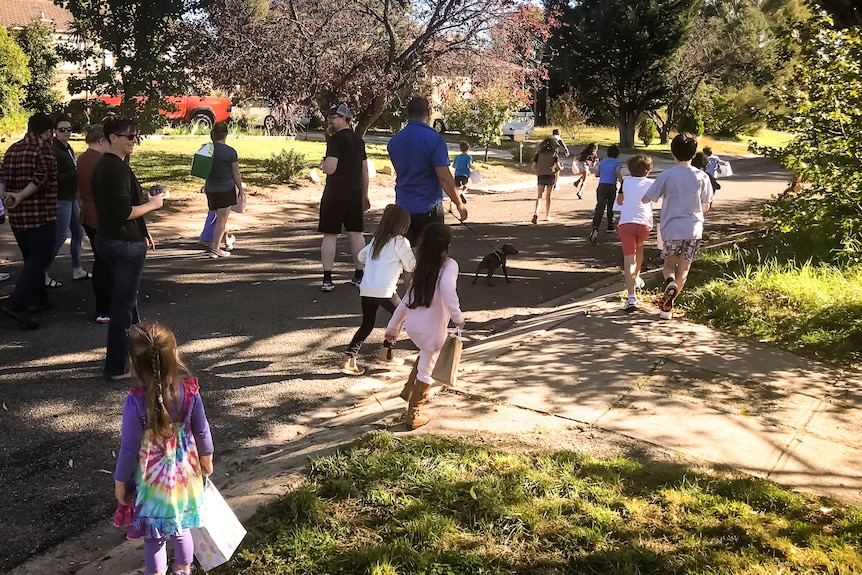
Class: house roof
0,0,73,32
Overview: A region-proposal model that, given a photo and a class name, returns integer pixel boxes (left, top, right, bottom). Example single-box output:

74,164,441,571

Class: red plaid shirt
1,133,58,230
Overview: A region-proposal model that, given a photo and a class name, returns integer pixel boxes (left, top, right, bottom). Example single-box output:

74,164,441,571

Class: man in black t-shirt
317,103,370,292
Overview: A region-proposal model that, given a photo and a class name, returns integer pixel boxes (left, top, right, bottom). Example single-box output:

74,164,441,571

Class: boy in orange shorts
615,154,654,311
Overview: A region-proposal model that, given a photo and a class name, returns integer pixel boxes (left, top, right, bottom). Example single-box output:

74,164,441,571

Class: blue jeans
9,223,56,310
54,200,85,268
95,236,146,377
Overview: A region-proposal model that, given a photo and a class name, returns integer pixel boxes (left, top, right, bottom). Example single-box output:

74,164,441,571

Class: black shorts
318,191,364,234
454,175,469,186
206,189,236,210
537,175,555,187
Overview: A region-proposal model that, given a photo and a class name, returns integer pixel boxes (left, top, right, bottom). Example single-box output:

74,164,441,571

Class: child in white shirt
615,154,654,312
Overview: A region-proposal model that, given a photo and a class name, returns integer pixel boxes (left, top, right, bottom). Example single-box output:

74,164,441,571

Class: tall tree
55,0,209,133
15,19,62,114
547,0,700,147
203,0,549,135
0,26,31,119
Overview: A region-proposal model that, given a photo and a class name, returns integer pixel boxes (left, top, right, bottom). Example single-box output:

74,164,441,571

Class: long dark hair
577,142,597,162
371,204,410,259
127,322,190,440
407,223,452,309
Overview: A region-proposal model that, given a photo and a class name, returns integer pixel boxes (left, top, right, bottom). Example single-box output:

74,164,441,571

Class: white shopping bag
715,162,733,178
469,169,482,184
191,478,247,571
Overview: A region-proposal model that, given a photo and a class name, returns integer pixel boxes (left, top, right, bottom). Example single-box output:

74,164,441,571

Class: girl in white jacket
342,204,416,375
386,223,465,429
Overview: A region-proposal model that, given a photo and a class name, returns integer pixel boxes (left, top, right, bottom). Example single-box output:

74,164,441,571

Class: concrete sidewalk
15,277,861,575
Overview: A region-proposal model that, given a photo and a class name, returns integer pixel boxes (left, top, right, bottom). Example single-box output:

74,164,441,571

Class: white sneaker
210,248,231,258
0,272,10,282
659,310,673,320
635,276,645,290
624,295,637,312
225,234,236,248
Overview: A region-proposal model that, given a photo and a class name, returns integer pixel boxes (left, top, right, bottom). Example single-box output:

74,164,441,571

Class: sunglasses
56,127,72,133
114,133,140,141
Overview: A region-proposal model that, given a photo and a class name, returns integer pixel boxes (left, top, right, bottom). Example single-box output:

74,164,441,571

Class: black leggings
346,294,401,356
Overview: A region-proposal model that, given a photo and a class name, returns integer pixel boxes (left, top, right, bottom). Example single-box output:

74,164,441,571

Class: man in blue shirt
387,97,468,244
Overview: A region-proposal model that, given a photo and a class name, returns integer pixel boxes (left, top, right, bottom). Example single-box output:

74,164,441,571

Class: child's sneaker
635,276,645,290
624,295,638,312
321,280,335,292
661,277,678,319
589,228,598,244
340,354,365,376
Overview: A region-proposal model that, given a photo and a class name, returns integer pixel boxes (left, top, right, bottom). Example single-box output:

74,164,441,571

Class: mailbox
512,129,527,142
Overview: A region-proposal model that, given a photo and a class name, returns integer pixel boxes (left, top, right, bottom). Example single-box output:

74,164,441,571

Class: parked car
233,98,312,133
85,94,232,128
502,110,535,140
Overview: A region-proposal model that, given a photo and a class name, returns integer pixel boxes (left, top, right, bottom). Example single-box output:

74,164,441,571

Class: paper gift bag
716,162,733,178
432,329,463,386
191,479,246,571
231,187,246,214
191,143,214,179
469,169,482,184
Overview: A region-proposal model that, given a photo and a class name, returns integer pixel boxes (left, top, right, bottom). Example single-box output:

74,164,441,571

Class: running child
572,142,598,199
642,133,714,320
342,204,416,376
113,322,214,575
385,223,465,429
530,137,563,223
451,141,474,198
615,154,655,312
590,144,623,243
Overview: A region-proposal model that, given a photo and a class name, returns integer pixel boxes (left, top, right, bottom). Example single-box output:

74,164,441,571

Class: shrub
0,107,29,137
637,118,657,146
265,149,309,183
677,112,704,136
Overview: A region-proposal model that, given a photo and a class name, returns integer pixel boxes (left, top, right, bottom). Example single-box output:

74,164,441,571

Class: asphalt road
0,154,790,571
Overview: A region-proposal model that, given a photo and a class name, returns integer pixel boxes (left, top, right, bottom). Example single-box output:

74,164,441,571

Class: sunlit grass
219,432,861,575
681,244,862,366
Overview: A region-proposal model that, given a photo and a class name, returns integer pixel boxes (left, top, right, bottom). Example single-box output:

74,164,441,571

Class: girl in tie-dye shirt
113,322,214,575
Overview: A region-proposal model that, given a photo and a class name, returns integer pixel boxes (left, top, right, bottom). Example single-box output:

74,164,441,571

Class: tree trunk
355,94,391,137
618,110,637,149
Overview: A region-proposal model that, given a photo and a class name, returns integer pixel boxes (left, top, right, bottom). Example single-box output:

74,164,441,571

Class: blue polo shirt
387,120,451,214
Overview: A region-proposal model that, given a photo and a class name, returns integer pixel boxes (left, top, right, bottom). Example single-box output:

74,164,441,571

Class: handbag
191,143,214,179
191,478,247,571
231,187,246,214
431,328,463,386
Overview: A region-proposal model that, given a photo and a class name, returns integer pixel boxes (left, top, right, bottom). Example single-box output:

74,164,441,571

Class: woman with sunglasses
92,116,164,381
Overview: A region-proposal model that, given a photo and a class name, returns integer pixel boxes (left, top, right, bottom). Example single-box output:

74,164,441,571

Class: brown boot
406,382,432,430
399,360,419,401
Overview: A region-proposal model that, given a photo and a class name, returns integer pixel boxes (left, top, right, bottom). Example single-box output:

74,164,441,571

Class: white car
502,110,535,140
234,98,310,132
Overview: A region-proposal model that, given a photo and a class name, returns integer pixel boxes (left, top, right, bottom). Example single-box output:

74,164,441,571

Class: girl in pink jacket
386,223,465,429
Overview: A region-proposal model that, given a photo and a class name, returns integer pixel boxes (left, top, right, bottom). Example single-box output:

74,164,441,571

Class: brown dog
472,244,519,285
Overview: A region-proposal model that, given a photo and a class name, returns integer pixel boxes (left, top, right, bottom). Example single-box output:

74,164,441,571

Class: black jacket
52,138,78,201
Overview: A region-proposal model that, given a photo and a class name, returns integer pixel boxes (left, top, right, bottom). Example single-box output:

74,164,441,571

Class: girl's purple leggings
144,529,194,574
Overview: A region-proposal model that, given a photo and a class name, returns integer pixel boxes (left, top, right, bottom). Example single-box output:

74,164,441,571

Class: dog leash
445,206,498,251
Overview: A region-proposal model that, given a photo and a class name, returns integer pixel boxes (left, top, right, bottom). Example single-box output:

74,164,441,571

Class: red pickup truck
90,94,232,128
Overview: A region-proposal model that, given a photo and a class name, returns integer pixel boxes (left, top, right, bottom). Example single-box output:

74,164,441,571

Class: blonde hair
127,322,190,440
83,124,105,144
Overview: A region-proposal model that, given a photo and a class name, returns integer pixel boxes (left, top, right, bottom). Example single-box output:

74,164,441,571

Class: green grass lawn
218,432,861,575
677,240,862,367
